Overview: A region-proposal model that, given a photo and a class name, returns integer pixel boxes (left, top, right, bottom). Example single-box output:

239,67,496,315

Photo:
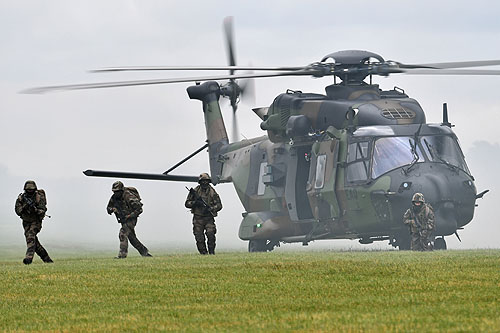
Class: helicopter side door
284,145,314,221
306,137,341,221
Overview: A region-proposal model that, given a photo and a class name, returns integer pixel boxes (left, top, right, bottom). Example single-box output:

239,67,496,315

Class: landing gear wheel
248,240,267,252
393,233,411,250
434,237,447,250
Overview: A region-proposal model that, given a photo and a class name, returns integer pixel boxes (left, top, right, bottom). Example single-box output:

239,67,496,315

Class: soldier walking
107,181,152,259
15,180,53,265
403,192,435,251
185,173,222,255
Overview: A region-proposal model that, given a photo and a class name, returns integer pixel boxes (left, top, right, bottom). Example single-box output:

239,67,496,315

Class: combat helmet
112,181,124,192
412,192,425,203
24,180,37,191
198,173,211,183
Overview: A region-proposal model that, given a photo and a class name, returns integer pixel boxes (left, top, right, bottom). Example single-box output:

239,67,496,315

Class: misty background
1,1,499,254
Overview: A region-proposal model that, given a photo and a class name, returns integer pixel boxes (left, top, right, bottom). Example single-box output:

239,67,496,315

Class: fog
1,1,499,254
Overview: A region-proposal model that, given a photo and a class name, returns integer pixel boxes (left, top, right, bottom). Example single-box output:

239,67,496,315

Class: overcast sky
1,1,499,253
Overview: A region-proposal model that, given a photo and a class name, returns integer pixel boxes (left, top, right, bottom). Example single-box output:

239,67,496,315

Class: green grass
0,250,499,332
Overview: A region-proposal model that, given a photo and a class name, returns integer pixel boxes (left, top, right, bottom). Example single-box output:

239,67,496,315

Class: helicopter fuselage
190,81,478,249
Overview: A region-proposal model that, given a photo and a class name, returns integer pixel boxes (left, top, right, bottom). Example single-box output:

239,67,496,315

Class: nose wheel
248,239,278,252
434,237,447,250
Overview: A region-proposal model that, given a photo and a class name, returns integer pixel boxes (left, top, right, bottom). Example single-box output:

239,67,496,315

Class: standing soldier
15,180,53,265
185,173,223,255
107,181,152,259
403,192,435,251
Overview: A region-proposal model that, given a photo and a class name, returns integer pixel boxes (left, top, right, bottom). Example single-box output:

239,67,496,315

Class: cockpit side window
420,135,470,174
346,141,370,183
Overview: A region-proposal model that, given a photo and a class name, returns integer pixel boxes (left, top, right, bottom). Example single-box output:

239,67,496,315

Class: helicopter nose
434,201,457,236
392,164,475,237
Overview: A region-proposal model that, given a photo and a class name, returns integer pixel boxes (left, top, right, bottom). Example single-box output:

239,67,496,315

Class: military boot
23,257,33,265
196,242,208,255
42,256,54,263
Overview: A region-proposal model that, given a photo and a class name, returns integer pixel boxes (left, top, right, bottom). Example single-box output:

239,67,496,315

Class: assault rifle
186,186,215,217
23,196,51,218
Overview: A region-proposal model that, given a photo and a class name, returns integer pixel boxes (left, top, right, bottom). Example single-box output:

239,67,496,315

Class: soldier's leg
30,223,52,262
118,223,132,258
193,218,208,254
23,222,36,264
34,236,52,262
410,233,422,251
205,221,217,255
126,219,150,256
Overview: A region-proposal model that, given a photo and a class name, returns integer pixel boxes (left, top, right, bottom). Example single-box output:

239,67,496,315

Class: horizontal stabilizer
83,170,198,182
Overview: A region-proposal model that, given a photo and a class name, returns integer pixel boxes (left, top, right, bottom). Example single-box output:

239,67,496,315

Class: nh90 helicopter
26,18,495,251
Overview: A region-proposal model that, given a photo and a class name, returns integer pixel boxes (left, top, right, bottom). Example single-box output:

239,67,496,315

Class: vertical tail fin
187,82,229,184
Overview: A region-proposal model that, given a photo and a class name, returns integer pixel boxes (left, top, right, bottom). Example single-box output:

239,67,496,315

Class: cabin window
314,154,327,189
420,135,470,174
372,137,423,178
257,162,267,195
346,141,369,183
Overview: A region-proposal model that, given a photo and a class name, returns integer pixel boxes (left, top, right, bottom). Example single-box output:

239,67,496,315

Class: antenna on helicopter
442,103,453,128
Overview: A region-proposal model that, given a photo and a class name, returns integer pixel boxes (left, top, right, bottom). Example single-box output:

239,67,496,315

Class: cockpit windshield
370,135,469,179
420,135,469,174
372,137,423,179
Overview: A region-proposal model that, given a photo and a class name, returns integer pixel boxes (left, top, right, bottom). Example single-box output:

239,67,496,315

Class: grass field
0,249,499,332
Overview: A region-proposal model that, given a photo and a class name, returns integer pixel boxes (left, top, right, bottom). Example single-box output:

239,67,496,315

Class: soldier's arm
403,209,412,225
426,206,435,230
14,196,24,216
106,198,115,215
36,195,47,216
212,192,222,212
185,191,196,209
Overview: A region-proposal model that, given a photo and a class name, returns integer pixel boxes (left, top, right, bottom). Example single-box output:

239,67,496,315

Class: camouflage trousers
410,231,433,251
22,221,50,261
192,216,217,255
118,218,149,258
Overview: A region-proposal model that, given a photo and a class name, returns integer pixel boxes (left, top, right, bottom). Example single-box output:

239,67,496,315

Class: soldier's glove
36,209,45,216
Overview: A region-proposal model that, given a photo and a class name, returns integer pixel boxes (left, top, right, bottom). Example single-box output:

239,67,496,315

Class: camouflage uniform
14,180,53,265
185,173,223,255
403,193,435,251
107,181,151,258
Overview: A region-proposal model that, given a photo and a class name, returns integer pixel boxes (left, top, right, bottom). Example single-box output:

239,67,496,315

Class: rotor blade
21,70,318,94
90,65,307,73
401,60,500,70
224,16,236,75
402,69,500,75
83,170,199,182
240,77,256,105
232,110,239,143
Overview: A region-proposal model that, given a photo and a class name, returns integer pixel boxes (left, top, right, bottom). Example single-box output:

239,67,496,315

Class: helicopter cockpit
348,124,470,182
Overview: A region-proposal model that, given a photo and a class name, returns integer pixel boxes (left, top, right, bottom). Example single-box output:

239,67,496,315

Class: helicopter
25,18,496,251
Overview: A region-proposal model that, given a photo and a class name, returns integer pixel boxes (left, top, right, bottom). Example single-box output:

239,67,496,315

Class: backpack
36,189,47,205
124,187,142,206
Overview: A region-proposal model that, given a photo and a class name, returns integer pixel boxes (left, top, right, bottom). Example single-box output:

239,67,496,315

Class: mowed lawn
0,249,499,331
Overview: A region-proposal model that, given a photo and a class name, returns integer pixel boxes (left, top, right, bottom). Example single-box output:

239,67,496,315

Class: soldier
107,181,152,259
15,180,53,265
403,192,435,251
185,173,223,255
